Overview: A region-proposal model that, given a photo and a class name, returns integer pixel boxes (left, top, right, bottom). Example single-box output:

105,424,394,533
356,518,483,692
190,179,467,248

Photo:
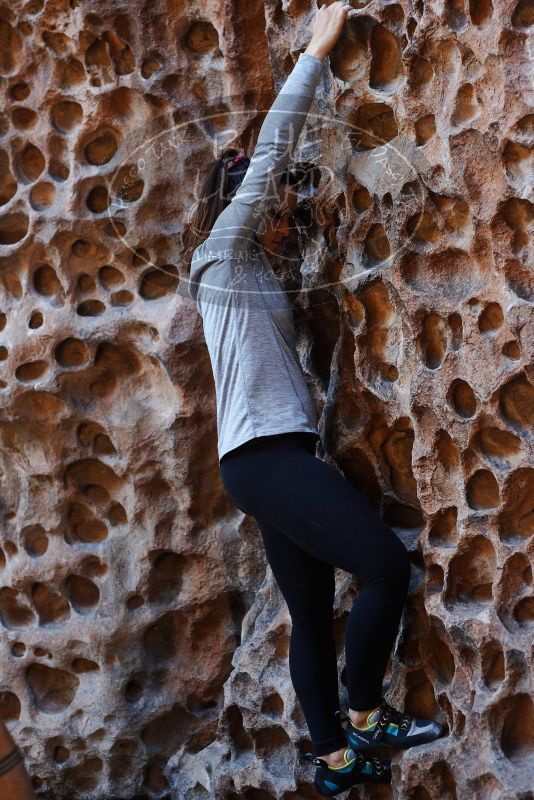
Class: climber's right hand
305,2,354,61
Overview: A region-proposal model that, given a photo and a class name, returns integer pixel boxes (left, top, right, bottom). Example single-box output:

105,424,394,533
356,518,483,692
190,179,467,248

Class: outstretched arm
198,2,353,257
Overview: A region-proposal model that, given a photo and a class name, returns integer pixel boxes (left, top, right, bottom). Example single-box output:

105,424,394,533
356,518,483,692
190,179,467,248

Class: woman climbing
183,2,445,795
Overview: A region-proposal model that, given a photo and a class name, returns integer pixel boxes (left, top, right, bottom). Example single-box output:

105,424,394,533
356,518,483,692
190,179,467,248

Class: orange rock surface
0,1,532,798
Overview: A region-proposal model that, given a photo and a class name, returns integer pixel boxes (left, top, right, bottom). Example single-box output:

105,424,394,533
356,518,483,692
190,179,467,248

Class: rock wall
0,0,532,798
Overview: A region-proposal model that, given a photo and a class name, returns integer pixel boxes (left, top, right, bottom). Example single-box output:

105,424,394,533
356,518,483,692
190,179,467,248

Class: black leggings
219,431,411,757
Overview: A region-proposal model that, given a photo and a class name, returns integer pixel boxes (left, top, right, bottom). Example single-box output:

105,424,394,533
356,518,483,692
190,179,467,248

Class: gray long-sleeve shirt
187,52,323,463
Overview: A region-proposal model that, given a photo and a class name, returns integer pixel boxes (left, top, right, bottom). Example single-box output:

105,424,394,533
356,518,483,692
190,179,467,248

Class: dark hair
180,148,249,263
180,148,316,265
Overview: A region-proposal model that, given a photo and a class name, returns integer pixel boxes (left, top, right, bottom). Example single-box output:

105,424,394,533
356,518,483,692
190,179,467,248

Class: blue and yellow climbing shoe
336,698,446,751
302,745,391,796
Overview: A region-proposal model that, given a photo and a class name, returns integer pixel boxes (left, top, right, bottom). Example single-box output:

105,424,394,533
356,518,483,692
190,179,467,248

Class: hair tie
232,153,245,164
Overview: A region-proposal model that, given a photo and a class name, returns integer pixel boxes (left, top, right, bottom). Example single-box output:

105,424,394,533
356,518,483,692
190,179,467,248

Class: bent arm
203,52,324,256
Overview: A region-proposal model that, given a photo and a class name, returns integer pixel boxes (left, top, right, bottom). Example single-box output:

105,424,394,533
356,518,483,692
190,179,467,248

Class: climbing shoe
336,698,446,751
301,745,391,796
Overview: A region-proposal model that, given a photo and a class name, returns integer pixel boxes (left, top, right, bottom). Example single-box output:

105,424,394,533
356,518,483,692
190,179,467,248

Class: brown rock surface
0,1,532,798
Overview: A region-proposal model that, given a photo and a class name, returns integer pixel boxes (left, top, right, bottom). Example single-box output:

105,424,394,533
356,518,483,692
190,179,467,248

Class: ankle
321,746,347,768
349,706,379,726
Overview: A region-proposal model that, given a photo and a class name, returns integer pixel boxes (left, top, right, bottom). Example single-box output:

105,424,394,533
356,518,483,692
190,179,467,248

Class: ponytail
180,148,250,266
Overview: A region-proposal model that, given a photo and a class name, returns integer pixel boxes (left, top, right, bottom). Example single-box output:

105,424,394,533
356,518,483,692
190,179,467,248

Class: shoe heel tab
302,752,328,768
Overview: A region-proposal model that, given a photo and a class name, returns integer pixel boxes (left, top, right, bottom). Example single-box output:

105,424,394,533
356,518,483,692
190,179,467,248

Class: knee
395,543,412,594
367,539,411,596
289,604,334,629
286,569,335,627
287,589,335,628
